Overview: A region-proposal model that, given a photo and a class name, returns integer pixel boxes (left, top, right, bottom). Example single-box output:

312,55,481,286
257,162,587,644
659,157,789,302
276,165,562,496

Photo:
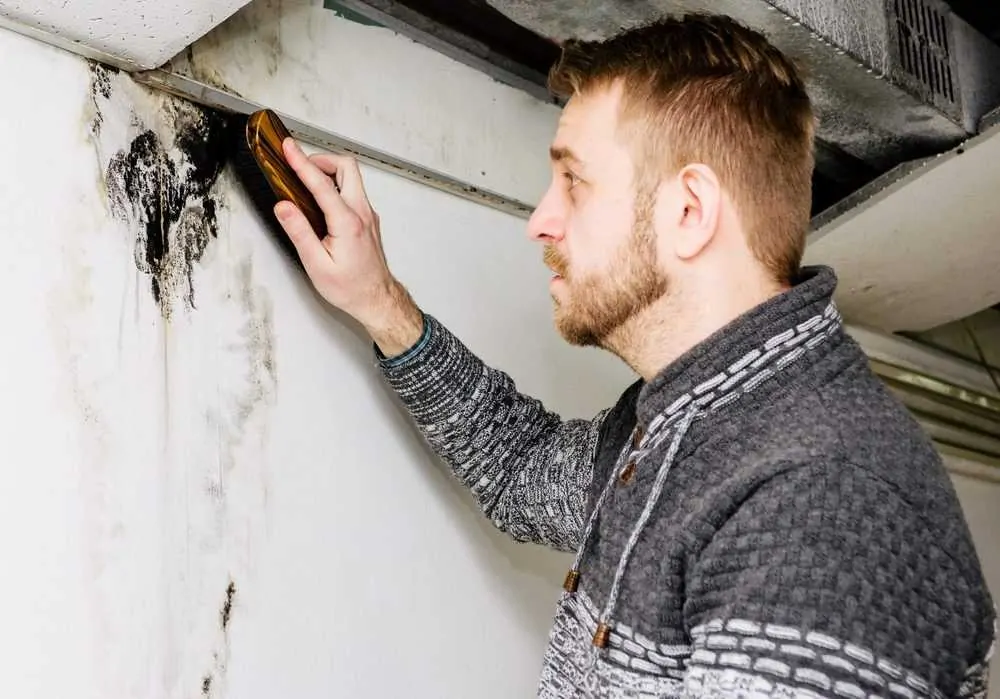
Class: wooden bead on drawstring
592,623,611,648
563,569,580,593
618,460,636,484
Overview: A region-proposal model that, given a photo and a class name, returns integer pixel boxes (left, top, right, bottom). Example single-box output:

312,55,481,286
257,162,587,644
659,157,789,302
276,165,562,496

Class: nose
527,184,566,244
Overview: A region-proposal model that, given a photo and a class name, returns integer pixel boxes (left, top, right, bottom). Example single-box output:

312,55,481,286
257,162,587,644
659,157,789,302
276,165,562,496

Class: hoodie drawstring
594,406,697,646
561,406,700,648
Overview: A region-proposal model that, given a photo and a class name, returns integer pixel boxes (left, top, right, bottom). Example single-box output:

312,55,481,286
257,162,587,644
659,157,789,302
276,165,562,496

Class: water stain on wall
103,100,231,318
234,257,277,430
186,0,284,80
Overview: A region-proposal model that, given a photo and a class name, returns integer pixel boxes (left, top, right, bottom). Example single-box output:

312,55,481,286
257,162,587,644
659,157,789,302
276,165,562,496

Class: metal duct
485,0,1000,182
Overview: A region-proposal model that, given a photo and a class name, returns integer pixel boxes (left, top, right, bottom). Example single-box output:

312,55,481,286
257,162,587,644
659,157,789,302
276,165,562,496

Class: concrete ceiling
0,0,252,69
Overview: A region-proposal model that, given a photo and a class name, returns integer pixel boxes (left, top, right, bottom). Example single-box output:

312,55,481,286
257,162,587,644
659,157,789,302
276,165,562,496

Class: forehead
552,85,626,158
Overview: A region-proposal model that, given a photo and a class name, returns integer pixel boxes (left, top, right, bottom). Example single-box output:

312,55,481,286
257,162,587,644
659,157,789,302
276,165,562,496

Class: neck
604,272,789,381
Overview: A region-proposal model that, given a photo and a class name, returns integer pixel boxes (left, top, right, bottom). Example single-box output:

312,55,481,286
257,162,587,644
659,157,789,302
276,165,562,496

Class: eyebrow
549,145,583,167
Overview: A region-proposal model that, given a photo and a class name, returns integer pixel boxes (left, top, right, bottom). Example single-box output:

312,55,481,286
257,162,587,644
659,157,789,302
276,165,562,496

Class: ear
671,164,722,260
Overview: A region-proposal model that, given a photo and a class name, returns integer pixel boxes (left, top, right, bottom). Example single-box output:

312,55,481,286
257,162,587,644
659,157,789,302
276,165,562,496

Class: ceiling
0,0,252,69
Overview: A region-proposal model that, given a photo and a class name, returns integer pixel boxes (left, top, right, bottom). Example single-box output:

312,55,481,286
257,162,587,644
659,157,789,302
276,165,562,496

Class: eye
563,171,582,190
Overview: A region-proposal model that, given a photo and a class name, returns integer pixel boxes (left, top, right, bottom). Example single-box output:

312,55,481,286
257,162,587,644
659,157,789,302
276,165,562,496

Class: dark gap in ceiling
945,0,1000,46
390,0,561,76
327,0,559,100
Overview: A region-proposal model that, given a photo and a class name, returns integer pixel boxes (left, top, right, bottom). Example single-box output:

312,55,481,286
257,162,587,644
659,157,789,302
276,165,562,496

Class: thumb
275,201,333,280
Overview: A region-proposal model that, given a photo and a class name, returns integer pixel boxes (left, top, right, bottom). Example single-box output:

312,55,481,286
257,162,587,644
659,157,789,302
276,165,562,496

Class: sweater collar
635,265,842,429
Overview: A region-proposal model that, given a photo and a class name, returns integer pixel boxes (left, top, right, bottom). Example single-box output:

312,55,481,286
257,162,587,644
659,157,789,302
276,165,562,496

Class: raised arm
272,137,607,551
378,312,607,551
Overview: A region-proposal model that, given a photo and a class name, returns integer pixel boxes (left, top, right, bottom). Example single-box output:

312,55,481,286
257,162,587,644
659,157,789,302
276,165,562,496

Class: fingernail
275,202,291,221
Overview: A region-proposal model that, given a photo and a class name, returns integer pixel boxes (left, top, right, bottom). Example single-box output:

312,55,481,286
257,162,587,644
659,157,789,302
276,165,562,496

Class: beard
544,193,668,348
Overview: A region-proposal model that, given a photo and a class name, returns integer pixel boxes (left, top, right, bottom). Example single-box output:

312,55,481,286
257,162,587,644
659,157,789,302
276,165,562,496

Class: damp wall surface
0,22,639,699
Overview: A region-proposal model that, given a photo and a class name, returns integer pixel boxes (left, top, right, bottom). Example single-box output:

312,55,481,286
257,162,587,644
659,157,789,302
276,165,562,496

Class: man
273,12,995,698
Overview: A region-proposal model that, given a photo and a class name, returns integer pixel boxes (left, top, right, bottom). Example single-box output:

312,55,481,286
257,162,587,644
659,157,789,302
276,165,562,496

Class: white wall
0,23,635,699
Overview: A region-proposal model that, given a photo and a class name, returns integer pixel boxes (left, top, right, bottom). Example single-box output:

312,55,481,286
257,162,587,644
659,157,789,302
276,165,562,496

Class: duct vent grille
893,0,956,103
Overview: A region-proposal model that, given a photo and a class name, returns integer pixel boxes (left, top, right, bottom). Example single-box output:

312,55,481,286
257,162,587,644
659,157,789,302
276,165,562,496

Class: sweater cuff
374,311,433,369
375,314,485,424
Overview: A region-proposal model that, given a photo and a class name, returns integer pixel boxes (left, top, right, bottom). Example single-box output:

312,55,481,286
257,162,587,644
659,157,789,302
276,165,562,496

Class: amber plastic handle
246,109,328,237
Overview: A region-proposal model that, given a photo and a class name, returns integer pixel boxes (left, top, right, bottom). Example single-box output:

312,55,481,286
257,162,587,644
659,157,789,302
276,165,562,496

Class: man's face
528,85,668,347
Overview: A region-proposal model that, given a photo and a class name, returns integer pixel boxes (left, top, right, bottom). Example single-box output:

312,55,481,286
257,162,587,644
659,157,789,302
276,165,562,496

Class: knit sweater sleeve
681,461,997,699
377,313,608,553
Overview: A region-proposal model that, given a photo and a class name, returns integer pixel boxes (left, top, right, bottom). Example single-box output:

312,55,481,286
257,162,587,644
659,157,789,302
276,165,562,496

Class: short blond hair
549,13,815,283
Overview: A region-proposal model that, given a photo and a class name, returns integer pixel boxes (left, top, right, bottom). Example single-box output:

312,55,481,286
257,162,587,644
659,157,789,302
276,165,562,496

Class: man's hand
273,137,424,357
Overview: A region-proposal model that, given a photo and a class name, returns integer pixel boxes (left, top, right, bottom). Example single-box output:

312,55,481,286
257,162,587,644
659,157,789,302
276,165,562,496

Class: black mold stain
87,62,117,135
201,579,237,697
107,130,180,305
104,104,235,317
221,579,236,631
89,62,115,100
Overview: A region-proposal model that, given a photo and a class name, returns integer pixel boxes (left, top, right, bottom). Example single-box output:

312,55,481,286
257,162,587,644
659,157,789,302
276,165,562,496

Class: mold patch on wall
81,63,278,696
103,102,230,317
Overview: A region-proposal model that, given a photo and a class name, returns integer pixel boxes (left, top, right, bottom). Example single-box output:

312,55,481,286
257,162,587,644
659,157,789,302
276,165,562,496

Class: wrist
361,282,424,358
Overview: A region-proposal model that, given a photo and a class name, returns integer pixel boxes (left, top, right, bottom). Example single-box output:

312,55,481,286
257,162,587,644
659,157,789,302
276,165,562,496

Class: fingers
274,200,331,278
281,137,360,231
308,153,372,218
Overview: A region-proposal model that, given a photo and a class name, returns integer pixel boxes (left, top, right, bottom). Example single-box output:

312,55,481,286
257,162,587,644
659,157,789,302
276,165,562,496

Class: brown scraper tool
245,109,328,238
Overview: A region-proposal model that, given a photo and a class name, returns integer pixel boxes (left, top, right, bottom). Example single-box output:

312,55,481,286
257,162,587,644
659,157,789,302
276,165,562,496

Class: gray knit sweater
377,265,996,698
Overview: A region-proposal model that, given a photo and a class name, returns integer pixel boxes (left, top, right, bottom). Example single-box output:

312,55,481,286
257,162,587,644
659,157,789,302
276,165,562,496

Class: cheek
568,198,633,270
